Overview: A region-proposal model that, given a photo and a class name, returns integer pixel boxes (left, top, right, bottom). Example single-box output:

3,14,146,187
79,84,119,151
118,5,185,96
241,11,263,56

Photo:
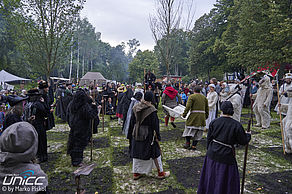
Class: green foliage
128,50,159,83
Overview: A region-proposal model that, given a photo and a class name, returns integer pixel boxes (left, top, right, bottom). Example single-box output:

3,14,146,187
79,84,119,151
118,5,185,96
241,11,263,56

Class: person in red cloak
161,83,181,127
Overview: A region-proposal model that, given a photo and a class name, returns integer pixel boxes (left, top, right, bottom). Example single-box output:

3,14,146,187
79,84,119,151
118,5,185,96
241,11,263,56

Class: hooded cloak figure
0,122,48,193
206,84,218,129
123,92,143,152
197,101,251,194
282,89,292,154
67,89,98,166
162,83,181,127
55,83,67,121
227,85,242,122
129,92,170,180
275,73,292,115
121,87,134,130
252,75,273,129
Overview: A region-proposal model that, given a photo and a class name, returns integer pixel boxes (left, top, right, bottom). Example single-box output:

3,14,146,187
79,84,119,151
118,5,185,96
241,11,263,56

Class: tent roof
81,72,106,81
0,70,30,83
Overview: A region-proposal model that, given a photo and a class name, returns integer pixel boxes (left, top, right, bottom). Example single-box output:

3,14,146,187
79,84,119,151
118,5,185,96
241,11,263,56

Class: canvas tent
79,72,107,86
0,70,30,83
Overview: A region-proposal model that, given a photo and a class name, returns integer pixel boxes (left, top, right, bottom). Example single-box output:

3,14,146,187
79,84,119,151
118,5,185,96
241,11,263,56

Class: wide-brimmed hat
27,88,42,96
7,95,28,106
38,80,49,89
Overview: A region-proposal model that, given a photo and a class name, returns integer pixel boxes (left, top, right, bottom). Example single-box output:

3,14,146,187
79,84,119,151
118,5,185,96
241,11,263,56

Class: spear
241,119,251,194
276,73,286,155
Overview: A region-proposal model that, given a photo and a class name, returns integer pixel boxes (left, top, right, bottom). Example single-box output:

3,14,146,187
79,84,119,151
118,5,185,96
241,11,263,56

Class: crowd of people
0,70,291,193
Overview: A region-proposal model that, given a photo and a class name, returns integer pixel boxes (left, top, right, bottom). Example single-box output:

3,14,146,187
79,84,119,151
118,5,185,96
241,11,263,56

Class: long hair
6,102,24,116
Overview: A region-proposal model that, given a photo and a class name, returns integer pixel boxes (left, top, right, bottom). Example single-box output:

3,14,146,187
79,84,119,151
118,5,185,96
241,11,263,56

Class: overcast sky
81,0,217,51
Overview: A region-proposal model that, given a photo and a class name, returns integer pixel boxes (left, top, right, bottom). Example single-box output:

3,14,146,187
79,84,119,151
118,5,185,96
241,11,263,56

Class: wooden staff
276,76,286,155
241,119,251,194
102,95,105,132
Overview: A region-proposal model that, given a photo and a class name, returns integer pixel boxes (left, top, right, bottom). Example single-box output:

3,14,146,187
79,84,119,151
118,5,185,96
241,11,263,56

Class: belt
191,110,205,113
212,139,232,149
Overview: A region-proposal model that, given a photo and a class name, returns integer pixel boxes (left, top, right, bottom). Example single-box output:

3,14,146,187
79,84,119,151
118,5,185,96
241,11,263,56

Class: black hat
220,101,234,116
144,91,153,102
27,88,42,96
38,80,49,89
7,95,28,106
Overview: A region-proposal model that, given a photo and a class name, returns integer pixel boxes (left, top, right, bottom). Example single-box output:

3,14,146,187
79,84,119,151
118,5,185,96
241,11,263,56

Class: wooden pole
90,80,96,161
102,95,105,132
276,78,286,155
241,120,251,194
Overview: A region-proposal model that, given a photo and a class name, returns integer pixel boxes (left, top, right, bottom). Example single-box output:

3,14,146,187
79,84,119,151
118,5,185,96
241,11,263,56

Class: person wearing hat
197,101,251,194
275,72,292,115
25,87,51,163
206,84,218,129
134,83,144,97
3,95,28,130
0,122,48,192
144,70,156,91
116,85,126,125
129,91,170,180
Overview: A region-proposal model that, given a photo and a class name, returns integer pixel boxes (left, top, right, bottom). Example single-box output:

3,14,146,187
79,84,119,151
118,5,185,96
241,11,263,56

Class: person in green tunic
181,86,209,150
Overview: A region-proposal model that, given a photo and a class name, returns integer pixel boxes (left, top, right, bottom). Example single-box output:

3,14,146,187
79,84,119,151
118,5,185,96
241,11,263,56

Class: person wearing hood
134,83,144,97
227,85,243,122
197,101,251,194
0,122,48,193
161,83,181,128
206,84,219,130
66,89,98,167
55,82,67,121
3,95,28,130
129,91,170,180
252,75,273,129
123,92,143,153
275,72,292,115
121,86,134,130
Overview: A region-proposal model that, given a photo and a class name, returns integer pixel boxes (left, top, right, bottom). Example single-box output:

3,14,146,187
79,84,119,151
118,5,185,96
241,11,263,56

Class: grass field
43,106,292,193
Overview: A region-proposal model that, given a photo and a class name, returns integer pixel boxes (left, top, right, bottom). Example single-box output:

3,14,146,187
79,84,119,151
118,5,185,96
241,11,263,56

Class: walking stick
241,119,251,194
90,80,96,161
102,95,105,132
276,75,286,155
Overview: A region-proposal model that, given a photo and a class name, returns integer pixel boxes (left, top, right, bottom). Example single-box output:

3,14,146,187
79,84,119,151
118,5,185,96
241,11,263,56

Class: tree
149,0,195,79
128,50,159,83
13,0,84,79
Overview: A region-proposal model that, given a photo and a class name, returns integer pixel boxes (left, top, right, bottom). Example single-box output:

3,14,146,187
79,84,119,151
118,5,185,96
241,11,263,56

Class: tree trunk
69,39,73,81
77,42,79,80
82,55,85,77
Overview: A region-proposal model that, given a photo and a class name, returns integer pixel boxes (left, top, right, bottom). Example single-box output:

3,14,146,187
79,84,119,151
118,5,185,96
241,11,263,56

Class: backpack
23,102,36,122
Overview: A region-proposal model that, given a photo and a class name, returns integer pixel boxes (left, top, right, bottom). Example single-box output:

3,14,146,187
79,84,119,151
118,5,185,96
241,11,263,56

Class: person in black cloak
116,85,125,125
55,82,67,121
197,101,251,194
3,95,27,130
121,85,134,131
39,80,55,131
66,89,98,167
27,85,51,163
129,91,170,180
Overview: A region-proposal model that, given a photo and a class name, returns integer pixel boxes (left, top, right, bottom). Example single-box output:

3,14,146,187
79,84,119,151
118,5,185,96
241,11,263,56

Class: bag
132,124,148,141
23,102,36,122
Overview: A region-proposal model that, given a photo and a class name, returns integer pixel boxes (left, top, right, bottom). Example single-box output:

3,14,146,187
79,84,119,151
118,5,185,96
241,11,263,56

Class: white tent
0,70,30,83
